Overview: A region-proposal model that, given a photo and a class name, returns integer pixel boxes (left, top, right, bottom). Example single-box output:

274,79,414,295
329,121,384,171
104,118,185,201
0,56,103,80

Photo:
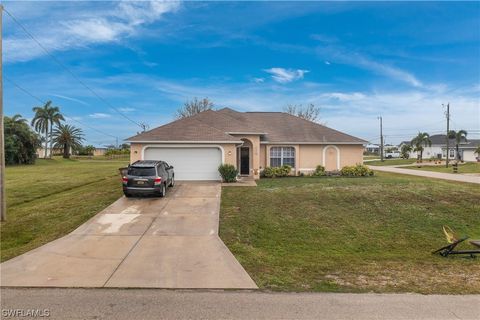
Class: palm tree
411,132,431,162
31,101,64,158
51,124,84,159
400,144,412,159
448,130,467,162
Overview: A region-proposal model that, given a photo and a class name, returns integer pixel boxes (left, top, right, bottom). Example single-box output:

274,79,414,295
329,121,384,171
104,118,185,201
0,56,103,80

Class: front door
240,147,250,175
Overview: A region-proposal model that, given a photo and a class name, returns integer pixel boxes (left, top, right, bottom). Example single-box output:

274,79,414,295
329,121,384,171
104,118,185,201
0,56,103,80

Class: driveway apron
0,182,257,289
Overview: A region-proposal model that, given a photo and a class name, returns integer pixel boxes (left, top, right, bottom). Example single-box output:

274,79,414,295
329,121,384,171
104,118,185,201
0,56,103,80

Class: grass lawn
220,173,480,294
405,162,480,174
367,158,417,166
1,157,128,262
363,155,379,160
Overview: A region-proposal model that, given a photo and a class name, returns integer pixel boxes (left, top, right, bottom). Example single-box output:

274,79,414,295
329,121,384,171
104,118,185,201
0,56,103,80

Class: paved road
1,289,479,320
0,182,256,289
369,165,480,184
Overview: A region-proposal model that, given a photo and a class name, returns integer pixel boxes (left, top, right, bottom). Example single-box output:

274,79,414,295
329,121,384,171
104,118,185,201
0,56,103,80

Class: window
270,147,295,167
128,167,156,176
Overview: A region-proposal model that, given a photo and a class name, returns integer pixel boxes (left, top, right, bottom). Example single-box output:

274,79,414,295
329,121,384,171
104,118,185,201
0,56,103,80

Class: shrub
262,165,292,178
218,164,238,182
340,164,374,177
313,165,326,176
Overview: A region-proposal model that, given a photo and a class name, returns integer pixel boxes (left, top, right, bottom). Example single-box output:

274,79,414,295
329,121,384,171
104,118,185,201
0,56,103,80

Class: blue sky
4,1,480,146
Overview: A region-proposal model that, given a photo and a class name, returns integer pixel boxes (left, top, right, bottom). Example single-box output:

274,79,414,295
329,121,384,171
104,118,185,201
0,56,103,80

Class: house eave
126,140,243,144
260,141,366,145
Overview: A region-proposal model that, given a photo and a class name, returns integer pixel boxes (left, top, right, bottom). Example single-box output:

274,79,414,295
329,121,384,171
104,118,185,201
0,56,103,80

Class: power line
3,7,142,128
5,75,118,141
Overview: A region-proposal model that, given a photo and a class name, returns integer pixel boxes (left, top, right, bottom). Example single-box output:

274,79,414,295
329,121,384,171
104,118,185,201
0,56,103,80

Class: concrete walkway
0,182,257,289
369,165,480,184
1,289,479,320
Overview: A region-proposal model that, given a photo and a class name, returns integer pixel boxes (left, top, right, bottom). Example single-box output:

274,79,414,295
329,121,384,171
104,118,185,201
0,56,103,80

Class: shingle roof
127,108,366,144
126,116,242,142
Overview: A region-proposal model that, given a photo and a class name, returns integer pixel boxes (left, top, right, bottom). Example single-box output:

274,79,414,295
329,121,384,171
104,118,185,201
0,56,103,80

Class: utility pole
0,4,6,222
444,103,450,168
378,116,384,162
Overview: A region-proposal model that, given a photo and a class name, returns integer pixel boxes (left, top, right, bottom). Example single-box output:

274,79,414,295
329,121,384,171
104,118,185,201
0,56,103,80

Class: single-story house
442,139,480,162
126,108,366,180
365,144,380,154
399,134,462,160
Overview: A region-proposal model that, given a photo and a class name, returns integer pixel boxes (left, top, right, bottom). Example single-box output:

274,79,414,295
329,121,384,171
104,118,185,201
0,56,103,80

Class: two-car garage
143,146,223,181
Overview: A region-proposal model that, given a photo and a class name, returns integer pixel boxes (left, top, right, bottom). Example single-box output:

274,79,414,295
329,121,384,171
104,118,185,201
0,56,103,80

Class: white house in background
443,139,480,162
365,144,380,154
399,134,475,161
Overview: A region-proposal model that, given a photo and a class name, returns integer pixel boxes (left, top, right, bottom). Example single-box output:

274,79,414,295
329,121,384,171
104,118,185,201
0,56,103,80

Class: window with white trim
270,147,295,167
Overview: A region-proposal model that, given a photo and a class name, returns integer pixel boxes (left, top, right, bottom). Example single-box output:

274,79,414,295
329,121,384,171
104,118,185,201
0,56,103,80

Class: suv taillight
122,176,128,183
154,177,162,184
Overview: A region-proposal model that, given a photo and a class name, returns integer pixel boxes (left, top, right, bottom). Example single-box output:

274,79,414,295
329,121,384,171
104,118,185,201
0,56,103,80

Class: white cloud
315,45,423,88
4,1,181,63
253,77,265,83
51,94,89,106
118,107,135,112
89,113,111,119
324,61,331,65
264,68,309,83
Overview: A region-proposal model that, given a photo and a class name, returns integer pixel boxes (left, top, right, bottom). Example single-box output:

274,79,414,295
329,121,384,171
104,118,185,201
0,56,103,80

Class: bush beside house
218,164,238,182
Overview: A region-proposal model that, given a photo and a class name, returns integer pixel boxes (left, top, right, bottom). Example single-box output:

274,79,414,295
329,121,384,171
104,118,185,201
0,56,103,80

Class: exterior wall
259,144,267,169
462,150,479,162
339,145,364,168
129,143,237,166
409,146,444,159
298,145,323,173
265,144,300,175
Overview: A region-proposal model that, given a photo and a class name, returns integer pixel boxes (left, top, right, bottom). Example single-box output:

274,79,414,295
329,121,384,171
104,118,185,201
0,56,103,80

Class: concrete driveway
0,182,257,289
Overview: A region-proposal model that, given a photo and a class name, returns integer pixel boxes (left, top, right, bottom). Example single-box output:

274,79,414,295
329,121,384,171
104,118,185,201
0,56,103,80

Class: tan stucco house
126,108,366,180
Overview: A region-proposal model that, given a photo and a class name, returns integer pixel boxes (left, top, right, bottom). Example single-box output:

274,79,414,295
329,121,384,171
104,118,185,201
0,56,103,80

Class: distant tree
475,146,480,160
175,97,214,119
31,101,64,158
400,144,412,159
78,145,96,156
284,103,321,122
4,114,41,165
52,124,84,159
120,143,130,150
411,132,431,162
448,130,468,161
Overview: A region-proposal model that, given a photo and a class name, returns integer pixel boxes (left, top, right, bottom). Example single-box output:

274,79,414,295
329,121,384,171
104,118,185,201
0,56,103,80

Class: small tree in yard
175,97,214,119
284,103,321,122
448,130,468,161
475,146,480,160
400,144,412,159
52,124,84,158
411,132,431,162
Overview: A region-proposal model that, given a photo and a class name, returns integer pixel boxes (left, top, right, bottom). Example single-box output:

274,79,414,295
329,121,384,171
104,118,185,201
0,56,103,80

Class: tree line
5,101,84,165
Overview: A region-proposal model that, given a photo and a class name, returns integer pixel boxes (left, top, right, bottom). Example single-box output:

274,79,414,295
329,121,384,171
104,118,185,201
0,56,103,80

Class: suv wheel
124,192,132,198
169,176,175,187
159,183,166,197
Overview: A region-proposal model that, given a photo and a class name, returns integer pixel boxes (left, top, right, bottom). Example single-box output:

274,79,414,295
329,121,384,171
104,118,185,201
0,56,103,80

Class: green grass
219,173,480,294
1,157,128,261
367,158,417,166
363,155,379,160
405,162,480,174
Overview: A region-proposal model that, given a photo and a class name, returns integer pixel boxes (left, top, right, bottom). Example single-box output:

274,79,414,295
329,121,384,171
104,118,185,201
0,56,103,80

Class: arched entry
238,138,253,176
323,145,340,171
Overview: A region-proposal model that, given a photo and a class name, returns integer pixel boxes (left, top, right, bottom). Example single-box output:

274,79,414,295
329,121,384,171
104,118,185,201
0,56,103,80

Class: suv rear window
128,167,156,177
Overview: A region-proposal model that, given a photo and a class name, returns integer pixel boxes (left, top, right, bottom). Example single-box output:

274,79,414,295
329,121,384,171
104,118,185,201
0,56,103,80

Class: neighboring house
93,148,108,156
365,144,380,154
442,139,480,162
126,108,366,181
400,134,462,160
36,147,65,158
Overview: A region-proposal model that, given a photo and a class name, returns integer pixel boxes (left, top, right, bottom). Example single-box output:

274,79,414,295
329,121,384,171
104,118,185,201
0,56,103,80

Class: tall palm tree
31,101,64,158
9,114,28,128
448,130,468,161
411,132,431,162
51,124,84,159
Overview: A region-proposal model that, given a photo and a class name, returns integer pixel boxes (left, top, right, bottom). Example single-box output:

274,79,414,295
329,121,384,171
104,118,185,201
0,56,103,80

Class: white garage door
143,147,222,181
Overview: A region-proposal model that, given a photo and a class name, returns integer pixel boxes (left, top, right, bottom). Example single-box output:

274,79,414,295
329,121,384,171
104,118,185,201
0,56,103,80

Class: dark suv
122,160,174,197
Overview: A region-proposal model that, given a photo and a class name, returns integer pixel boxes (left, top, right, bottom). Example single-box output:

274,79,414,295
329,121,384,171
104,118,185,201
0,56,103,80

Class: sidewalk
368,165,480,184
